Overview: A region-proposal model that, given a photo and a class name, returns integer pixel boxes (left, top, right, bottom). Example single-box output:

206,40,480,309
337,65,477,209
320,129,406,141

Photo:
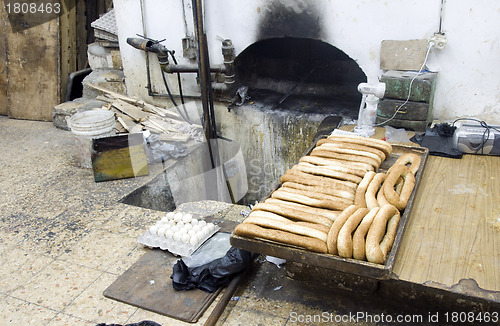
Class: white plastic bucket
68,110,116,168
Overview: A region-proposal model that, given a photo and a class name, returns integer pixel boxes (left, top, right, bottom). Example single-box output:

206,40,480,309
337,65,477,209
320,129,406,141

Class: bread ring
280,169,357,192
264,198,341,222
383,165,416,210
282,181,355,201
326,134,393,158
271,188,351,211
316,143,382,165
244,212,327,242
299,156,371,175
235,223,327,253
365,173,386,210
365,204,401,264
354,171,376,207
388,153,421,175
253,202,333,227
317,138,386,161
310,149,380,169
352,207,380,260
376,186,390,207
326,205,361,254
294,162,363,184
337,207,370,258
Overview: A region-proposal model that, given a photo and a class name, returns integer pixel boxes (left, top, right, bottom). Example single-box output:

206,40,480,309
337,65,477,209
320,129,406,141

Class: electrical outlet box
429,33,447,50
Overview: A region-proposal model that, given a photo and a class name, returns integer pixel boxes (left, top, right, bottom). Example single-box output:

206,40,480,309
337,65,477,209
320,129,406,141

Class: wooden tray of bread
230,134,429,280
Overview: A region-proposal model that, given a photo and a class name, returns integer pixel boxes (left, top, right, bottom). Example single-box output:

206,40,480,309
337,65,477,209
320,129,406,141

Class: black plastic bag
171,247,253,293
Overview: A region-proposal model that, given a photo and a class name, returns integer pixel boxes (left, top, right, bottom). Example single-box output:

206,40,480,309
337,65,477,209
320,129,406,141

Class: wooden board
0,5,8,116
6,17,60,121
104,248,221,323
393,154,500,292
231,143,429,279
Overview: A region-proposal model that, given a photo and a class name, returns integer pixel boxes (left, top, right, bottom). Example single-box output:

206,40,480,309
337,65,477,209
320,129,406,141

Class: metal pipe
163,64,226,74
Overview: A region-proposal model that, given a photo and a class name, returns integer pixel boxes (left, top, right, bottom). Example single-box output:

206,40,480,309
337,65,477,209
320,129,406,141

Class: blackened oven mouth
234,38,366,117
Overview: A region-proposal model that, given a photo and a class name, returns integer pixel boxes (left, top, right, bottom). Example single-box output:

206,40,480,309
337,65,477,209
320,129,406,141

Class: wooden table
393,154,500,293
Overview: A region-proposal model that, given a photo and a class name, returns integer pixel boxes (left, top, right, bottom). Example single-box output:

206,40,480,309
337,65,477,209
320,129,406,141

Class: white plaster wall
114,0,500,124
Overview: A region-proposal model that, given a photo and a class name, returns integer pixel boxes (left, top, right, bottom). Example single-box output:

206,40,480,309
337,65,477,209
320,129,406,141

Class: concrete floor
0,116,219,325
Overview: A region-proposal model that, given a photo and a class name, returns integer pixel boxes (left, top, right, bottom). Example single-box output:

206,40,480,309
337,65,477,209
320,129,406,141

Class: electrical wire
452,118,500,154
374,42,434,127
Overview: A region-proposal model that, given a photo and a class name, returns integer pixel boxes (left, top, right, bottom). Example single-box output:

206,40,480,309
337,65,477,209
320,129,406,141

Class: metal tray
230,141,429,280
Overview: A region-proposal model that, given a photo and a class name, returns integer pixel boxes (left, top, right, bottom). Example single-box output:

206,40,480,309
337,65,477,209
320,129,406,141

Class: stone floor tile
62,272,137,324
221,306,288,326
106,244,149,276
10,259,101,311
0,296,57,325
57,228,138,272
0,247,55,294
47,312,96,325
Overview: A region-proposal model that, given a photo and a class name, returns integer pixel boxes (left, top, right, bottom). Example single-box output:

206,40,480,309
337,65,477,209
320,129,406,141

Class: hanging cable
374,42,434,127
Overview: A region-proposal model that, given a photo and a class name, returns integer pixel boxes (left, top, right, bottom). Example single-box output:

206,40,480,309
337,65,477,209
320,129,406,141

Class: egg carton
138,211,220,257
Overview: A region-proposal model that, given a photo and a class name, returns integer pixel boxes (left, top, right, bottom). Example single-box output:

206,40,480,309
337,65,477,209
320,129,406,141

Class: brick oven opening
234,37,366,117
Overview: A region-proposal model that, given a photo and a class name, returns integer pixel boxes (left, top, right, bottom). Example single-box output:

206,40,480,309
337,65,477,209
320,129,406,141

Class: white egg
181,233,190,244
163,223,171,230
166,212,175,220
168,220,176,226
191,218,199,225
198,220,206,227
164,229,173,239
188,230,196,237
182,214,193,223
207,223,215,231
193,225,202,232
157,227,167,237
171,225,179,233
183,223,193,230
190,235,199,246
177,227,187,235
161,216,170,223
176,221,184,227
173,233,181,242
174,212,184,222
149,225,159,234
196,230,205,239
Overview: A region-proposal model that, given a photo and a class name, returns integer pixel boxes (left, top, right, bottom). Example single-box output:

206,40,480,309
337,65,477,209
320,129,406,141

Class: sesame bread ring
299,155,371,175
317,138,386,161
271,188,351,211
388,153,421,175
365,204,401,264
337,207,371,258
326,134,393,158
234,223,328,253
326,205,362,254
383,165,416,210
295,162,363,184
354,171,376,207
244,211,328,242
282,181,355,201
352,207,380,261
252,202,333,227
280,169,357,191
310,149,380,169
316,143,382,165
264,198,342,222
365,173,386,210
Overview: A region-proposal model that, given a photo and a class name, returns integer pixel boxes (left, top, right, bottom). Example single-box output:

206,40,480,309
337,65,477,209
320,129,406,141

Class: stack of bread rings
234,134,421,265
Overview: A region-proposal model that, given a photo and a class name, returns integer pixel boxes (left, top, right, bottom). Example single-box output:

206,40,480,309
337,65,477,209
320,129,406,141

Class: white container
67,110,116,168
